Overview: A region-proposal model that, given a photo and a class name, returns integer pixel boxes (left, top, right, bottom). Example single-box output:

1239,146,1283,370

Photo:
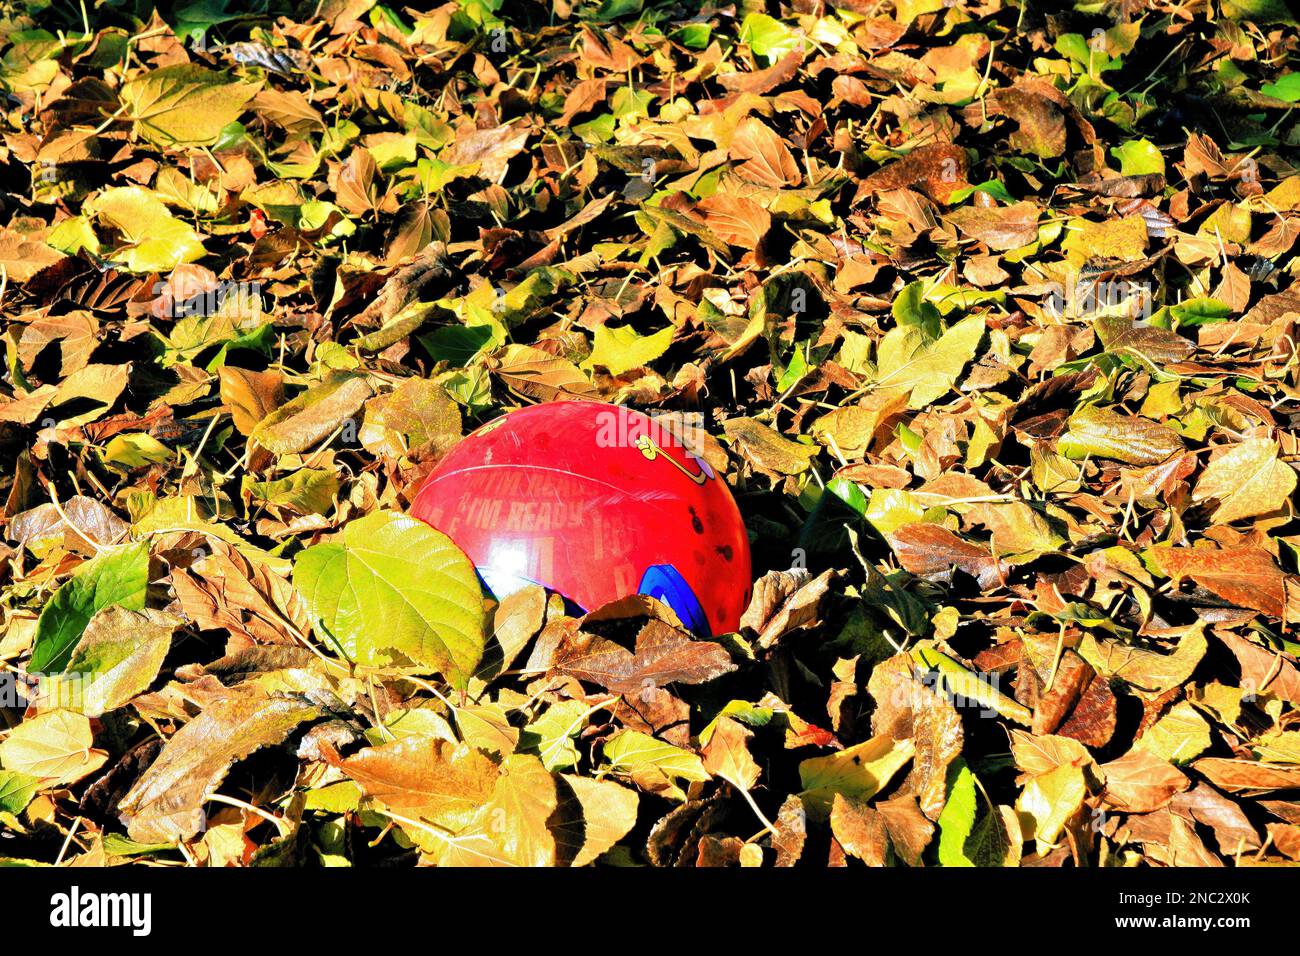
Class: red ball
410,400,752,636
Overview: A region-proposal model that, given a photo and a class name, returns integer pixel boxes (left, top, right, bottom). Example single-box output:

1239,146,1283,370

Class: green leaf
0,771,40,815
937,761,1011,866
948,180,1017,204
602,730,710,791
293,511,487,685
1221,0,1296,25
1260,73,1300,102
242,468,341,515
738,13,801,64
1110,139,1165,176
521,700,590,772
581,324,675,376
892,281,942,335
875,313,985,409
594,0,642,20
30,540,149,673
120,64,260,147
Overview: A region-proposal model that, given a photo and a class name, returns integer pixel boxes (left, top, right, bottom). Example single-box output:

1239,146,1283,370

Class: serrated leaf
251,373,373,455
242,468,340,515
339,736,497,834
433,754,557,867
936,761,1012,866
0,771,39,815
293,511,486,684
581,323,675,376
603,729,709,798
521,700,590,772
118,689,319,843
1079,625,1207,693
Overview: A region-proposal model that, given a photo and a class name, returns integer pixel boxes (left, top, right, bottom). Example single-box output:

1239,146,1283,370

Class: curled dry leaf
118,688,320,844
739,568,836,648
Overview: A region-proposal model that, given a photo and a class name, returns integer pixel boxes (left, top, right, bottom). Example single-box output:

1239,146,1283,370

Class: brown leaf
1214,630,1300,706
875,793,935,866
831,794,890,866
338,735,498,834
552,619,735,694
1100,749,1189,813
9,495,128,553
867,653,963,820
557,78,607,126
888,523,1006,589
170,539,310,648
118,687,319,844
250,373,373,455
18,310,99,377
1192,758,1300,794
1031,650,1092,735
333,147,381,216
858,143,968,202
444,123,530,184
717,51,802,95
702,715,761,791
946,202,1040,251
219,366,285,436
739,567,836,648
1170,783,1261,854
985,79,1091,158
772,794,807,866
1148,547,1286,618
1055,669,1117,747
730,118,801,188
696,193,772,250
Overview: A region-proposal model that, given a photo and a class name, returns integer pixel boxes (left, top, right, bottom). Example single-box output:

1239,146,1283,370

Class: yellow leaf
86,187,205,273
1061,216,1147,264
1193,437,1297,524
798,734,915,818
0,710,107,784
582,324,675,376
875,313,985,409
121,65,260,147
1015,763,1087,855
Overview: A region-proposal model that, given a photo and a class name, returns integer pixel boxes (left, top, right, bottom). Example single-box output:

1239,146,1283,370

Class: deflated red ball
410,400,751,636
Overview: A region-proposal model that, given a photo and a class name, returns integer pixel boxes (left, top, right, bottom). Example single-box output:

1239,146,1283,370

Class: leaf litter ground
2,0,1300,867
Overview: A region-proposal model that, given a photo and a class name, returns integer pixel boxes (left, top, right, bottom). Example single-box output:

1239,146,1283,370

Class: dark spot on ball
688,507,704,534
852,755,861,765
715,544,733,562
